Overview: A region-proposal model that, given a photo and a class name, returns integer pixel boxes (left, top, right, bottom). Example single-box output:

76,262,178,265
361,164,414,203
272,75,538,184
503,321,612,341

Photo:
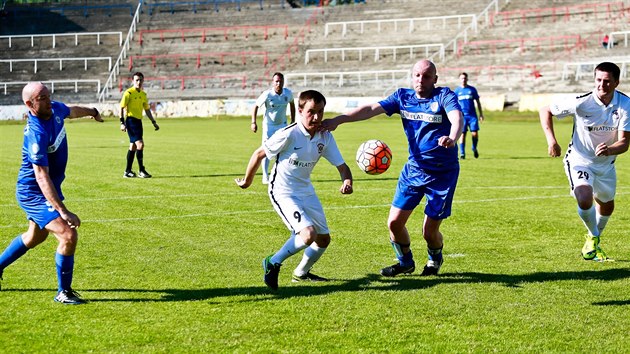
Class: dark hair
595,62,620,81
298,90,326,109
459,72,468,78
133,72,144,79
272,72,284,80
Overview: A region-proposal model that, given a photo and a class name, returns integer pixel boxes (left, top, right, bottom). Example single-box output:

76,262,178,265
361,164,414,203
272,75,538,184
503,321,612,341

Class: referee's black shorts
125,116,143,143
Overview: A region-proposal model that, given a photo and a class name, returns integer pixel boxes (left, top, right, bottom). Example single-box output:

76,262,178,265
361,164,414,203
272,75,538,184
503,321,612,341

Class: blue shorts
392,163,459,220
126,117,144,143
463,115,480,133
16,190,60,229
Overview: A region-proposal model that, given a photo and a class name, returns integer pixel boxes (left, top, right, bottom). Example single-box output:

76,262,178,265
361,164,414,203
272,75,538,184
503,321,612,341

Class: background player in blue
454,72,484,159
322,59,463,277
0,82,103,304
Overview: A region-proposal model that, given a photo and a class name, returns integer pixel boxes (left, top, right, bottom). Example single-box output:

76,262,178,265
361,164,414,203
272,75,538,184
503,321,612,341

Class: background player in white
236,90,353,290
539,62,630,261
251,72,296,184
454,72,484,159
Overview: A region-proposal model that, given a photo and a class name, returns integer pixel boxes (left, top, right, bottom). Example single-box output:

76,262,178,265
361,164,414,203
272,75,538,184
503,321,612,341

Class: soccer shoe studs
292,272,328,282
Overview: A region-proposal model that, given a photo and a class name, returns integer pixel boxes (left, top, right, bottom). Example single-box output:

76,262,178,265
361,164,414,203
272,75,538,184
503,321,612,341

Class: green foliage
1,116,630,352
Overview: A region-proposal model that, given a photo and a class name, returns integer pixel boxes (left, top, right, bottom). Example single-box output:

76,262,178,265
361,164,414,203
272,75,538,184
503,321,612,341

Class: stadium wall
0,94,541,120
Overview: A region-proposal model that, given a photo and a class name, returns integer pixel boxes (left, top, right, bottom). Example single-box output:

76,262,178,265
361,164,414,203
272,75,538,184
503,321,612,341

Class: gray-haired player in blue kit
322,59,463,277
0,82,102,304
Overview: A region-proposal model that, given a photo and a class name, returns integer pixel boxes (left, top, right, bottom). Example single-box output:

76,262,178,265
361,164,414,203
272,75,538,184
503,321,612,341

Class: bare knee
574,185,594,209
55,227,79,255
298,227,318,245
135,140,145,150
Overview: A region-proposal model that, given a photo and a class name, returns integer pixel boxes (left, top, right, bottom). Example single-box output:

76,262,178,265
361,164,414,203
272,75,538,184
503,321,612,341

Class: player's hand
234,177,251,189
438,136,456,148
92,109,104,122
340,181,353,195
251,122,257,133
320,118,339,132
153,122,160,131
120,123,126,132
548,143,562,157
595,143,609,156
60,210,81,229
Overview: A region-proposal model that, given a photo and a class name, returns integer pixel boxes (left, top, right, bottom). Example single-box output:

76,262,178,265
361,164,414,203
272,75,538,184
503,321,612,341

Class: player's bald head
22,82,48,104
412,59,436,76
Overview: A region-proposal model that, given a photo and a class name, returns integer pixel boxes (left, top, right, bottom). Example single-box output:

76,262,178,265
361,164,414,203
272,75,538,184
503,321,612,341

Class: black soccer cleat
54,289,88,305
380,263,415,277
262,256,281,290
420,258,443,276
123,171,136,178
139,169,152,178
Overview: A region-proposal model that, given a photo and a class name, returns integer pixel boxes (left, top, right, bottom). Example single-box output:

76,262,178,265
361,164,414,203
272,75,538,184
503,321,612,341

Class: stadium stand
0,0,629,110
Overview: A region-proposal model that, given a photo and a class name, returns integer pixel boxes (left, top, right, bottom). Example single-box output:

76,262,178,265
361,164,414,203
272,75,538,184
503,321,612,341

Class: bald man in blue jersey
322,59,463,277
0,82,102,304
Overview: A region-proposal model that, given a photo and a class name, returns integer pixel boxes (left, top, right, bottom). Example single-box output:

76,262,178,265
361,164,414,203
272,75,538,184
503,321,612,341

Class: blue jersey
17,101,71,200
379,87,461,171
453,85,479,118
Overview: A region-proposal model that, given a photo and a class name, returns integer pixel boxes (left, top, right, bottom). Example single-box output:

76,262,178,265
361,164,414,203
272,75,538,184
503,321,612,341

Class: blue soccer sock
55,253,74,292
390,241,414,267
427,246,443,264
459,143,466,156
0,235,30,272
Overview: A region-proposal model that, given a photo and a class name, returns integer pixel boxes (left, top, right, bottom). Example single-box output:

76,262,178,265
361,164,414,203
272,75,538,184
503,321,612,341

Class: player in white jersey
251,72,296,184
540,62,630,261
236,90,353,290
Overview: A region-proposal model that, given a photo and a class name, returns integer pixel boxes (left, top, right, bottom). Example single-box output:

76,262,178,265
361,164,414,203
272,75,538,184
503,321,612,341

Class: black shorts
126,117,143,143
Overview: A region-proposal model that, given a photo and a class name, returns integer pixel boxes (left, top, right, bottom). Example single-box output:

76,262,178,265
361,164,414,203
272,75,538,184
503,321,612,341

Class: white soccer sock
596,214,610,236
271,233,308,265
577,205,599,237
294,244,326,277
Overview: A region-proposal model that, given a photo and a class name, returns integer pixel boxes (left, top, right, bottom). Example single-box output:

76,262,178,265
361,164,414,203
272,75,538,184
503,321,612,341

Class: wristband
120,117,125,124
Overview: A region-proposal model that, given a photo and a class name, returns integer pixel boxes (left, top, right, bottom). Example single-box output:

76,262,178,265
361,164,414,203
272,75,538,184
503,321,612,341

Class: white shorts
263,124,286,142
269,192,329,235
564,158,616,202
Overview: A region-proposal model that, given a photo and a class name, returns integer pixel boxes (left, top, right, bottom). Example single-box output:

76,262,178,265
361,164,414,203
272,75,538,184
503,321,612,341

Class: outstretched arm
539,106,561,157
68,106,103,122
234,147,267,189
321,103,386,131
251,105,259,133
336,163,353,195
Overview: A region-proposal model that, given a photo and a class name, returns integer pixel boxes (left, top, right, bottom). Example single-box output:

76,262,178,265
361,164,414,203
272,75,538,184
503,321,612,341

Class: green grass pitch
1,112,630,352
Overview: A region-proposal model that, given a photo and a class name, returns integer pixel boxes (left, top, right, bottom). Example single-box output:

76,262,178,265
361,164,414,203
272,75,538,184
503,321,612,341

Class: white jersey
255,87,294,128
550,90,630,166
263,122,345,196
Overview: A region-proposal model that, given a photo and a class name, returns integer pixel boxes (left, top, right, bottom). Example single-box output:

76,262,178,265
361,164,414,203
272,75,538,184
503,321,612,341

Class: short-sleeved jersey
120,87,149,119
16,101,71,199
454,85,480,118
255,88,293,127
550,90,630,166
379,87,461,171
264,122,344,196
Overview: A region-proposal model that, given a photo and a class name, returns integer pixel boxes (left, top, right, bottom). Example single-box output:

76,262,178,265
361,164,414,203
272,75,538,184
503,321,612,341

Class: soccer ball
356,139,392,175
